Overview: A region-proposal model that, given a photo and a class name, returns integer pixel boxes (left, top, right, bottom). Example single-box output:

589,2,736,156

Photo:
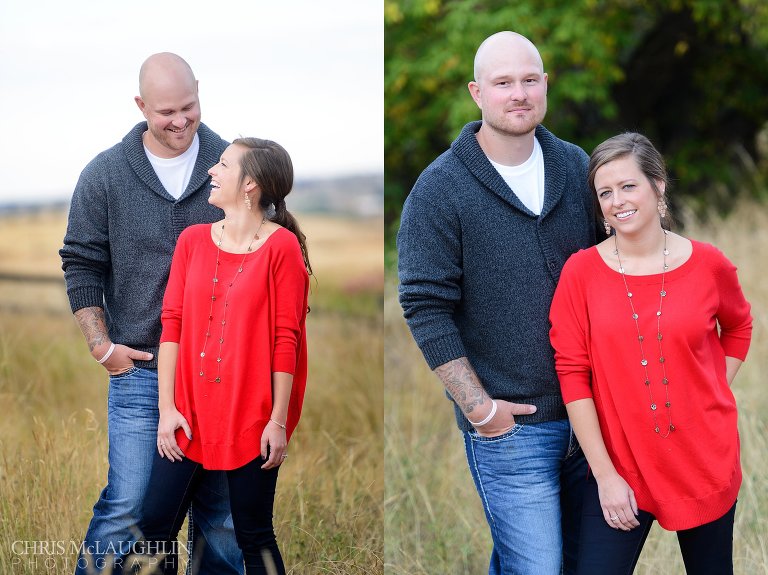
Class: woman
135,138,311,574
549,133,752,574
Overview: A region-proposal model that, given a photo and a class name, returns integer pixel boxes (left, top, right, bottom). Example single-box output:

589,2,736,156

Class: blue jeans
464,419,587,575
75,367,243,574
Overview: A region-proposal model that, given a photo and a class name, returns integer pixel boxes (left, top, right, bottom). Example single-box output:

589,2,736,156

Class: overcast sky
0,0,382,203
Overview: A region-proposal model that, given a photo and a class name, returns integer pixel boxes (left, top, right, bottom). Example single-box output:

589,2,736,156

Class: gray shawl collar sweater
61,122,228,368
398,121,596,430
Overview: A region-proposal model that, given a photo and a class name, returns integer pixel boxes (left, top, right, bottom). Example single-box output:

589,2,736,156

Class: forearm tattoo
74,307,109,352
434,357,489,416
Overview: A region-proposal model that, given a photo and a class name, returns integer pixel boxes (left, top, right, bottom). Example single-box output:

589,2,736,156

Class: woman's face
594,154,664,237
207,144,247,208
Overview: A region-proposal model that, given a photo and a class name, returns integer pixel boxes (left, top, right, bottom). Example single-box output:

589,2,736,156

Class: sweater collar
452,121,568,218
122,122,224,201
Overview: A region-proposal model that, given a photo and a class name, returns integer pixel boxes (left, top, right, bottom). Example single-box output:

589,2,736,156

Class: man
397,32,596,574
61,53,243,574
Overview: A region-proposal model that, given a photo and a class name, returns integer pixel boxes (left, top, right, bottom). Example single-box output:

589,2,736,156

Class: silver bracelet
97,342,116,364
468,399,497,427
270,418,286,429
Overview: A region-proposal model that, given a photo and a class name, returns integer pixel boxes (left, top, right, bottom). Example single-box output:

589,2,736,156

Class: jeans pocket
468,424,523,443
109,366,139,380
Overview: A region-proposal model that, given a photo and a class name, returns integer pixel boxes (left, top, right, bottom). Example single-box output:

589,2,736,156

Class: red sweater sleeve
549,251,594,403
160,227,193,344
272,233,309,374
711,247,752,360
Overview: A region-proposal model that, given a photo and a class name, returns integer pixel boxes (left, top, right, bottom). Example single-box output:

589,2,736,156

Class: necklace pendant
664,249,669,256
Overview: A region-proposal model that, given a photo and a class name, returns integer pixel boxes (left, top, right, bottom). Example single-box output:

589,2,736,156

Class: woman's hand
597,472,640,531
157,407,192,462
260,420,288,469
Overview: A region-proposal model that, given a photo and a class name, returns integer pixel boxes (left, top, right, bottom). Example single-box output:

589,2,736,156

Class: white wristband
468,399,497,427
97,342,116,364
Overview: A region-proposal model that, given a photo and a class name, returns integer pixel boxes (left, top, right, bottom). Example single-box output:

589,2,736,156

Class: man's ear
468,81,482,110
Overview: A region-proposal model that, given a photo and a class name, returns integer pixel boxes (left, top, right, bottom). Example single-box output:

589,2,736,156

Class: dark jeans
576,475,736,575
134,453,284,575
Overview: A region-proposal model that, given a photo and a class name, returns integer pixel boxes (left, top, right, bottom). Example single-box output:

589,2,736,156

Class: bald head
138,52,196,100
473,31,544,83
135,52,201,158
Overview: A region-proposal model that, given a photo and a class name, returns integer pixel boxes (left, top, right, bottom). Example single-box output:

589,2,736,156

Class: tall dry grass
0,210,383,574
384,201,768,574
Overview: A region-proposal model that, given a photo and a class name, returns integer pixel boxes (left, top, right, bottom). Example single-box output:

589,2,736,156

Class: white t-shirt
144,133,200,200
489,137,545,215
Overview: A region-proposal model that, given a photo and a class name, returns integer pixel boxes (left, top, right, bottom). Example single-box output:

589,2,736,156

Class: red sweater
550,241,752,530
161,224,309,470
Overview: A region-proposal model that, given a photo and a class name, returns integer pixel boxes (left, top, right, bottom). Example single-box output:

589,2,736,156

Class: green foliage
385,0,768,231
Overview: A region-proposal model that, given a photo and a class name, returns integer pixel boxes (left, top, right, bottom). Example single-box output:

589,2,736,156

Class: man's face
136,80,201,158
470,47,548,137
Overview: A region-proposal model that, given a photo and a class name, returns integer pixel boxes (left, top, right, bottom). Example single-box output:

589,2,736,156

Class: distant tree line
385,0,768,233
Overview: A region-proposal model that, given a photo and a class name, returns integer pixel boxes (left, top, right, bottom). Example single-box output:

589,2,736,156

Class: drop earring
244,193,252,211
657,198,667,219
603,219,612,236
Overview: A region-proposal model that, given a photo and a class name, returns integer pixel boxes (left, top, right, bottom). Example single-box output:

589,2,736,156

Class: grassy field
0,210,383,574
384,201,768,574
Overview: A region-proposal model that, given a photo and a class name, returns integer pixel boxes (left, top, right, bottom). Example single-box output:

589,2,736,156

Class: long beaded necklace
198,216,266,383
614,229,675,437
